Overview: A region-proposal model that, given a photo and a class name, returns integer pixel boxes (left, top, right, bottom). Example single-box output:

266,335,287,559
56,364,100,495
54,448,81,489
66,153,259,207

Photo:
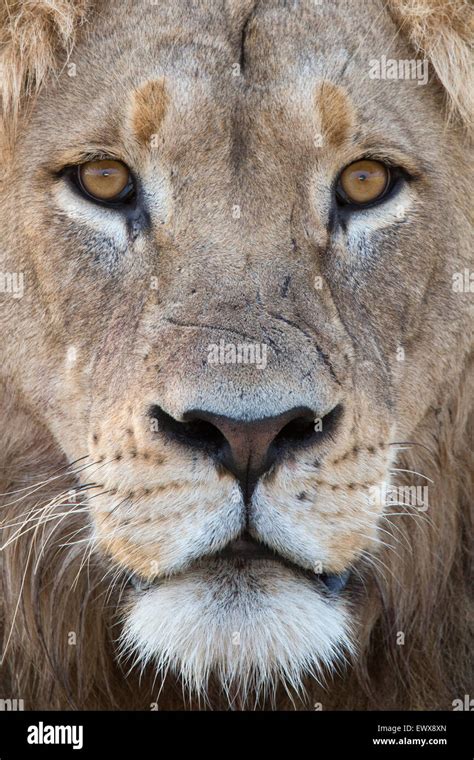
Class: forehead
38,0,429,135
29,0,443,189
87,0,388,78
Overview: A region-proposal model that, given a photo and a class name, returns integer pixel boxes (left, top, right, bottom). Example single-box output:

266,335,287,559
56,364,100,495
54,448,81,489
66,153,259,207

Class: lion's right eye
336,159,391,207
75,159,134,204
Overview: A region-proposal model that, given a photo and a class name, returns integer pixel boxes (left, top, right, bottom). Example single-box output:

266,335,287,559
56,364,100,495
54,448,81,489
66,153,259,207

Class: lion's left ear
388,0,473,137
0,0,92,144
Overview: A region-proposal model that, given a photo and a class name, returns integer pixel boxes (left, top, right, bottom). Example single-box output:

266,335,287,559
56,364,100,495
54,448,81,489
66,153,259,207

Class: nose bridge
146,282,341,424
167,169,297,288
143,204,341,421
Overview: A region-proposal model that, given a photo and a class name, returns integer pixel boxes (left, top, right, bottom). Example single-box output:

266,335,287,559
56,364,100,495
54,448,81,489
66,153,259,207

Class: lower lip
128,557,351,595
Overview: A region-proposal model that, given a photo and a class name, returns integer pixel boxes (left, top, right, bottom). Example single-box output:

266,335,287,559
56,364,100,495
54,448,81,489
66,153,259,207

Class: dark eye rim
335,160,405,210
62,161,136,208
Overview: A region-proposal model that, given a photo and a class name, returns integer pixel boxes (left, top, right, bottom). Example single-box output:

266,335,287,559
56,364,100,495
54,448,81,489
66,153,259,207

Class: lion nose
149,404,342,502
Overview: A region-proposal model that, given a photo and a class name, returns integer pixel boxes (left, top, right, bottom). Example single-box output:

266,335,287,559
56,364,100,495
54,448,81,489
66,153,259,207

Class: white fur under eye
53,183,129,243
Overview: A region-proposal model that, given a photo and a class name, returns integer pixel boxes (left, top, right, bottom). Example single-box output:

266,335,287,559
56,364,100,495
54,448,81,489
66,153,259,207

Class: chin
119,557,353,707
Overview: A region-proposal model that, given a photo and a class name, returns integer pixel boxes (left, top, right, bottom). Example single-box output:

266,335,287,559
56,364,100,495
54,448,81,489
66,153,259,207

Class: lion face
2,0,472,702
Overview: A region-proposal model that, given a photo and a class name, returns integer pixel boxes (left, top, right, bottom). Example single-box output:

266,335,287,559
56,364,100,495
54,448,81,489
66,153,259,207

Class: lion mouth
128,532,351,595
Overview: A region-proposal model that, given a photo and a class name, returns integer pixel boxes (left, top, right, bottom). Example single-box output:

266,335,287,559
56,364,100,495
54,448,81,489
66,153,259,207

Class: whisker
0,455,91,497
0,458,109,508
32,508,89,574
388,440,433,454
0,522,36,665
390,468,434,482
359,548,403,590
0,484,98,531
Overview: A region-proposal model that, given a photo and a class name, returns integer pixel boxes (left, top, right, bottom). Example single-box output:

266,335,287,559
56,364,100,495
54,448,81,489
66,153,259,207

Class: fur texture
0,0,92,155
387,0,474,134
0,0,472,710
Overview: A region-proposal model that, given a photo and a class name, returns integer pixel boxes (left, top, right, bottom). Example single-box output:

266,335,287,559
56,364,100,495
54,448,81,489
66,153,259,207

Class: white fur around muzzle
119,561,353,704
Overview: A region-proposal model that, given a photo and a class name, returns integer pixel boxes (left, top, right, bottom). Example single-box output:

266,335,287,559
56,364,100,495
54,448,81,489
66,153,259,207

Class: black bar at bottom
0,710,472,757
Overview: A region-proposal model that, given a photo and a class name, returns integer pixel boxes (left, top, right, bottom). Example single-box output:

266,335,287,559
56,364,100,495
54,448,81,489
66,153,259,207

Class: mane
1,356,472,709
387,0,474,138
0,0,92,157
338,356,474,709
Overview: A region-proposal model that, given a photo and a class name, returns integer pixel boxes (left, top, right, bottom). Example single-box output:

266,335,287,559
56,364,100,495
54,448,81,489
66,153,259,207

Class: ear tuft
388,0,474,137
0,0,92,142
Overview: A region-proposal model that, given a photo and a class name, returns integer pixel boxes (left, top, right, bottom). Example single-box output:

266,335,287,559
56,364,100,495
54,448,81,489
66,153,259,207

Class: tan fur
0,0,472,710
387,0,474,135
130,78,169,146
315,82,355,148
0,0,92,156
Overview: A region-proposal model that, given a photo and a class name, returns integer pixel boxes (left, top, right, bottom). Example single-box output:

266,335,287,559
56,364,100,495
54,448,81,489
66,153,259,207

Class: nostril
273,403,343,450
148,403,343,503
184,419,225,449
274,413,316,445
148,405,227,454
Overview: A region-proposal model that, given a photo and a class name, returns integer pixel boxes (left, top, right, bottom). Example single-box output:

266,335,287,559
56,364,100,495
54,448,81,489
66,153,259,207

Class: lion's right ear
388,0,473,137
0,0,92,145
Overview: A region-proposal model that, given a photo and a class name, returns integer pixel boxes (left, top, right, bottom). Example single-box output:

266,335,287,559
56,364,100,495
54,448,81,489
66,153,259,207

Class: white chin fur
119,561,353,706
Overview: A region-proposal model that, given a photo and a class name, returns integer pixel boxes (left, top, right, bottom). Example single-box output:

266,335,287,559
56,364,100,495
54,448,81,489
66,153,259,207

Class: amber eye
337,159,390,206
77,159,133,203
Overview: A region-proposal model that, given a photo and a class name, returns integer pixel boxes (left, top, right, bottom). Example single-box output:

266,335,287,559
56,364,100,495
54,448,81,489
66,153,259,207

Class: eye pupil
77,159,133,203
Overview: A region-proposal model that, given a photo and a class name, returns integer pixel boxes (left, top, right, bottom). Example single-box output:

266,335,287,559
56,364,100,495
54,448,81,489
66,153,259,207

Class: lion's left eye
75,159,134,205
336,159,390,206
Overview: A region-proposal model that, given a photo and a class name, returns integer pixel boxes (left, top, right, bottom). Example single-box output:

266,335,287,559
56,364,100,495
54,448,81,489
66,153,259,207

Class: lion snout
147,402,343,503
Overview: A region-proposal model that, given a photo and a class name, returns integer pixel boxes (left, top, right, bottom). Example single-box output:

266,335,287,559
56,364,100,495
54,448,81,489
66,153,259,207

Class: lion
0,0,472,711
